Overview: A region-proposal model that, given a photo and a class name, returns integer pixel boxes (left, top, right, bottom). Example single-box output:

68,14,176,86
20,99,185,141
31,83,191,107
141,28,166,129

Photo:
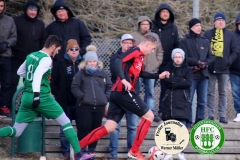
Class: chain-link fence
92,38,235,121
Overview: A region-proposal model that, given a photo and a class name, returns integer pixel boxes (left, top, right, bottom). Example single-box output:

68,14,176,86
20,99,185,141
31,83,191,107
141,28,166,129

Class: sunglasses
70,48,79,51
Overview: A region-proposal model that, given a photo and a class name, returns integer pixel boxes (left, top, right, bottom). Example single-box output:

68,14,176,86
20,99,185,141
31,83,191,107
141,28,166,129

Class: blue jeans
230,74,240,114
187,78,208,127
109,112,138,155
59,106,76,156
138,78,155,112
207,74,229,118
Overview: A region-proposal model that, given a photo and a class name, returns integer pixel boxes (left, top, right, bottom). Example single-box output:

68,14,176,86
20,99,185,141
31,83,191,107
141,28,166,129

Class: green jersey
18,51,52,93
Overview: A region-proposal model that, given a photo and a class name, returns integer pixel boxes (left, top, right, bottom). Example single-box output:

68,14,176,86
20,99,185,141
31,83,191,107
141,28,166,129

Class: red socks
131,118,152,153
79,126,108,149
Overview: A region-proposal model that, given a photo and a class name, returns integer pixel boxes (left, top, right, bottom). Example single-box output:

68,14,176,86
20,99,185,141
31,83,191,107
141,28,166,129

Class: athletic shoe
163,154,173,160
154,115,161,122
177,153,187,160
233,113,240,122
75,152,95,160
109,154,119,160
0,107,11,117
128,149,148,160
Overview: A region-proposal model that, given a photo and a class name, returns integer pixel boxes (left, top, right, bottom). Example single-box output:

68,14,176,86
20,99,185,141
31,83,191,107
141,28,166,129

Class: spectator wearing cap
46,0,91,62
108,34,138,159
204,12,238,123
131,16,163,122
10,0,47,115
0,0,17,117
71,45,112,157
161,48,192,160
179,18,215,129
229,12,240,122
51,39,82,160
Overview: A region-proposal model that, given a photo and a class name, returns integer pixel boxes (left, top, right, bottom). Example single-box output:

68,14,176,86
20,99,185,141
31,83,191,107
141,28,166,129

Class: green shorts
16,92,63,123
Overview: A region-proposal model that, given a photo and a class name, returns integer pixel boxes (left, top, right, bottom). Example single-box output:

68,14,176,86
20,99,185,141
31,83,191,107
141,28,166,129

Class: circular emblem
154,120,189,154
190,120,225,154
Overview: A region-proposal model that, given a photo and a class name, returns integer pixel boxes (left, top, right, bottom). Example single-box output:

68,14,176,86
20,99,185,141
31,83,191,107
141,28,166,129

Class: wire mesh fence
92,38,236,121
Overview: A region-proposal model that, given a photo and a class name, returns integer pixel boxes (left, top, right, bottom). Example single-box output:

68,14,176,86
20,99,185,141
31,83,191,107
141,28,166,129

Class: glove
0,42,8,54
192,66,200,72
198,61,208,69
32,92,40,109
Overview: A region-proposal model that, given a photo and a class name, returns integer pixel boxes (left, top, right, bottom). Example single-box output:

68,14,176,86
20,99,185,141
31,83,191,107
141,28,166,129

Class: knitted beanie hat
171,48,185,60
66,39,80,51
84,45,98,61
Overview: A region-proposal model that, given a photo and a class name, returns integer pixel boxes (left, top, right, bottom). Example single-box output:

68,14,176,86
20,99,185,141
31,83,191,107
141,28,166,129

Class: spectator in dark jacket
10,0,47,111
230,12,240,122
51,39,81,160
151,3,179,119
0,0,17,117
71,45,112,156
46,0,91,61
108,34,138,159
162,48,192,160
204,12,238,123
180,18,215,128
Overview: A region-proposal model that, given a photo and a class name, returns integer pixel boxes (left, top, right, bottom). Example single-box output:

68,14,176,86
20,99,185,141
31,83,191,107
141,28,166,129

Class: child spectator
161,48,192,160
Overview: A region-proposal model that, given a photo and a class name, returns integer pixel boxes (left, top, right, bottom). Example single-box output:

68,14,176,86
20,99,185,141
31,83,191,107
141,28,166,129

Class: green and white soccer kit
0,51,81,153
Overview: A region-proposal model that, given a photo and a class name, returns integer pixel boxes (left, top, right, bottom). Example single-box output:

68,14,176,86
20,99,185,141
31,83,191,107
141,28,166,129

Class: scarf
86,65,99,75
211,28,224,57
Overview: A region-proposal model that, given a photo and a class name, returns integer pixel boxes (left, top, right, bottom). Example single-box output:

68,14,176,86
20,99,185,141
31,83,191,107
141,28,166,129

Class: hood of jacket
0,0,6,18
235,12,240,26
64,53,82,63
51,0,75,20
24,0,40,21
137,16,152,30
154,4,175,24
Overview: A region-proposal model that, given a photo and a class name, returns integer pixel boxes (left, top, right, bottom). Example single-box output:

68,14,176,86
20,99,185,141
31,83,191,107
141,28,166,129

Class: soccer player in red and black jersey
79,34,170,160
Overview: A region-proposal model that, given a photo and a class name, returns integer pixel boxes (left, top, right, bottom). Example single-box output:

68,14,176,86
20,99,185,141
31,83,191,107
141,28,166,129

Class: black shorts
107,91,149,123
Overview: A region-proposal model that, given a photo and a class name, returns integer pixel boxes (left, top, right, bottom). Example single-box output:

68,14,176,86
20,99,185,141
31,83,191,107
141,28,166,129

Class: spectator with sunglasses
51,39,82,160
71,45,112,158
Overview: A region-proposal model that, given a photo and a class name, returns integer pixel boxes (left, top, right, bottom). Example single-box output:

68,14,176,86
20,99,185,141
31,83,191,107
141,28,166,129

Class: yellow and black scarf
211,29,224,57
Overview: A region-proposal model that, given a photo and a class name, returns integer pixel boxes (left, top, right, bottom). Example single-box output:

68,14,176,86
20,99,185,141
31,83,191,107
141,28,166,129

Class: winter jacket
162,60,192,121
46,0,92,61
51,53,81,115
230,13,240,76
71,68,112,109
131,16,163,73
203,28,238,74
12,0,47,61
0,0,17,57
152,4,179,67
180,33,215,79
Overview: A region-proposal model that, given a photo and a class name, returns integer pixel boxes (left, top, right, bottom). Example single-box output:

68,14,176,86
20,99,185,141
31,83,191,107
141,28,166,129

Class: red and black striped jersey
112,46,144,92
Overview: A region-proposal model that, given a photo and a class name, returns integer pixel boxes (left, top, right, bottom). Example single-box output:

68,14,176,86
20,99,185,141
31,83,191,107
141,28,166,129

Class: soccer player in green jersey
0,35,95,160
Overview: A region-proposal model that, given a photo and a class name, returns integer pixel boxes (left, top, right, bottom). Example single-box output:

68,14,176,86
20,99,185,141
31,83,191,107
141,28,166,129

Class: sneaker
163,154,173,160
207,116,214,120
233,113,240,122
75,152,95,160
109,154,118,160
177,153,186,160
128,149,148,160
154,115,161,122
219,117,228,124
0,107,11,117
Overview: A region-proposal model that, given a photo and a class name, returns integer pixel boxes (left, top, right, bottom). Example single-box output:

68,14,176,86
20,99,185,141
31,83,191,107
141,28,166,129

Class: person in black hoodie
162,48,192,160
204,12,238,123
180,18,215,128
152,3,179,119
10,0,47,112
71,45,112,156
51,39,82,160
46,0,91,61
230,12,240,122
